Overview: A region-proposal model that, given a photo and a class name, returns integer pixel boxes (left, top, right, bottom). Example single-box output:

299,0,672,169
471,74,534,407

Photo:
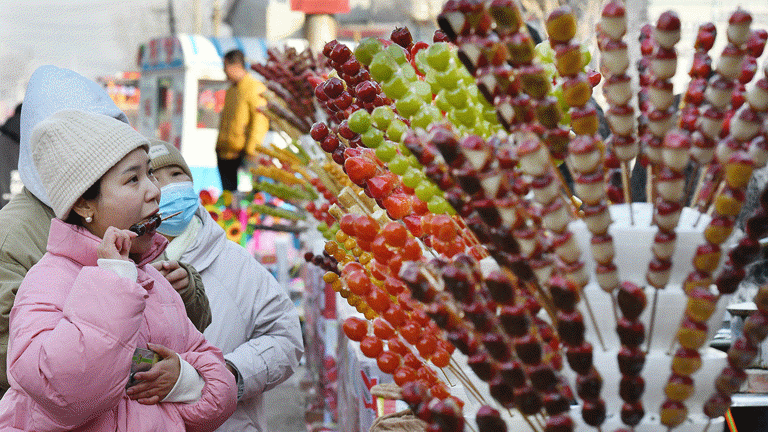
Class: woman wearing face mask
148,140,303,432
0,111,236,431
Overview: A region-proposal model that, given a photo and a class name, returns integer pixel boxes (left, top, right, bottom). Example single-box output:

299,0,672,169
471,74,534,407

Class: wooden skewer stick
667,335,679,356
646,288,660,353
621,161,635,225
706,180,727,217
646,165,655,204
439,367,455,387
522,415,542,432
702,418,712,432
690,164,708,209
448,361,488,404
465,422,479,432
610,292,621,329
582,293,607,351
550,158,581,218
447,366,484,405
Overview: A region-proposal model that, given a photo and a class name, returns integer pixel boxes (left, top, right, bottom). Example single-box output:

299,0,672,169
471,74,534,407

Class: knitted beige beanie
148,139,193,180
31,109,150,219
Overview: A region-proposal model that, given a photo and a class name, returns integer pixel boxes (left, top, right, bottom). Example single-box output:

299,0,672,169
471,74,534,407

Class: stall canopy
138,34,268,72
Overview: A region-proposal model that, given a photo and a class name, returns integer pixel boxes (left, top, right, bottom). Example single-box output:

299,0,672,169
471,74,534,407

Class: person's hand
126,343,181,404
151,261,189,293
97,227,137,261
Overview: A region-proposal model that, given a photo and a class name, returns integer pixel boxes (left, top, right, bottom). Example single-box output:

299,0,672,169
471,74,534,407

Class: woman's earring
85,216,93,223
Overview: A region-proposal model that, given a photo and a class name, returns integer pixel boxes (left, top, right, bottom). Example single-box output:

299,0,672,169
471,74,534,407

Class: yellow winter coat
216,74,269,160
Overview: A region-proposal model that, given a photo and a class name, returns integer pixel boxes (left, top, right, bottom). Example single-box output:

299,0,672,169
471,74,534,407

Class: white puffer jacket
166,206,304,432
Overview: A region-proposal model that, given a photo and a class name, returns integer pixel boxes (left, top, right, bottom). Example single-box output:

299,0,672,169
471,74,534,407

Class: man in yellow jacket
216,49,269,191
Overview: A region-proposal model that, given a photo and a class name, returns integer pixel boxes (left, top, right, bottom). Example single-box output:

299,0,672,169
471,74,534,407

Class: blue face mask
157,181,199,237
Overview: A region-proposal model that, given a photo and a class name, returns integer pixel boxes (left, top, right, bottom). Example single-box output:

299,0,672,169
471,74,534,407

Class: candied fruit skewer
703,278,768,426
684,22,719,207
598,0,639,221
407,257,574,427
662,73,767,424
641,10,688,362
517,131,607,352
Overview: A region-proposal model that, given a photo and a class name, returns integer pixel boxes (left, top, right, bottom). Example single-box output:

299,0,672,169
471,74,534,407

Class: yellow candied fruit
333,251,347,262
341,255,355,264
331,280,343,292
359,252,372,265
372,278,385,287
336,231,349,243
323,272,339,283
339,289,350,298
324,241,339,254
344,238,357,250
363,309,378,320
355,302,367,313
352,247,363,257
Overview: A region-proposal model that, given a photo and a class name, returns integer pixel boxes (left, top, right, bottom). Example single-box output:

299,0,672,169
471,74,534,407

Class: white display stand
570,203,728,431
455,204,730,431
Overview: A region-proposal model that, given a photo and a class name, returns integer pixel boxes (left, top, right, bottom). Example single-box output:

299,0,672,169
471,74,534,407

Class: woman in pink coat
0,109,237,431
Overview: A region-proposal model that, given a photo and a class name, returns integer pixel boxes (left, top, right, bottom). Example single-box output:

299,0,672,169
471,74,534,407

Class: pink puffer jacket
0,219,237,431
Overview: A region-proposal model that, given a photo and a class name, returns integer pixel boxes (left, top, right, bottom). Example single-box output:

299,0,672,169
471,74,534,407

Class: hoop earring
85,216,93,223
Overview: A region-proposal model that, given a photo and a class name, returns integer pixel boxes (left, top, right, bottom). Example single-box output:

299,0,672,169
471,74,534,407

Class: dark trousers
217,155,244,191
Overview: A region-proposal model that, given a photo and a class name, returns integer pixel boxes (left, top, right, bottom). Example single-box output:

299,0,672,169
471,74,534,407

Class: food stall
136,34,268,191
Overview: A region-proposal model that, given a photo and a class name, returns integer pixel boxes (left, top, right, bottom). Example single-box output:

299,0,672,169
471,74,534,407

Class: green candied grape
361,127,385,148
414,181,437,202
322,230,333,240
398,141,412,156
435,67,460,90
317,222,329,232
371,106,395,130
411,105,442,130
466,83,479,100
375,140,398,162
445,86,468,109
435,89,452,112
560,111,571,126
388,154,410,175
534,41,555,64
457,67,475,86
401,63,418,82
406,154,421,168
411,81,433,104
426,43,451,72
581,46,591,68
386,43,409,65
425,69,441,96
354,37,383,66
428,195,454,215
454,104,477,127
395,93,424,118
369,52,399,82
381,74,410,100
348,109,372,134
413,50,429,76
474,122,492,140
402,167,424,189
542,63,558,81
482,108,499,124
552,83,569,111
386,119,408,143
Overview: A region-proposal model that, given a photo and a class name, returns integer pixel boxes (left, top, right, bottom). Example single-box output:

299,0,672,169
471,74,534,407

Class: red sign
290,0,349,14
